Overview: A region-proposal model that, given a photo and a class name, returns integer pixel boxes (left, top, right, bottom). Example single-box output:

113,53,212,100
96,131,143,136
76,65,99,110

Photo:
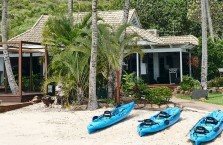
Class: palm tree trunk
77,85,84,105
88,0,98,110
107,68,116,99
1,0,19,95
68,0,73,22
205,0,214,41
201,0,208,90
116,0,130,103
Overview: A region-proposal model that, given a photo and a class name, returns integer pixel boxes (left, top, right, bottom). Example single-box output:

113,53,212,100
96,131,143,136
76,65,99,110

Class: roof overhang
0,41,45,53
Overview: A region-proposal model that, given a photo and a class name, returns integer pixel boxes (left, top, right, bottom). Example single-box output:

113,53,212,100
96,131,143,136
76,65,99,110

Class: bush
180,75,200,91
145,87,172,105
208,77,223,87
122,72,147,99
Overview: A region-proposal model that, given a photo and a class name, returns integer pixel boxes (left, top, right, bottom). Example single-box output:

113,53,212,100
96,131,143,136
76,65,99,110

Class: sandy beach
0,103,222,145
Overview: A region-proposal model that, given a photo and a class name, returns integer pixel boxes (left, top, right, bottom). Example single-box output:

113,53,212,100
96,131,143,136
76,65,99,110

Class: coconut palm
1,0,19,94
42,13,91,55
45,51,89,105
201,0,208,90
88,0,98,110
205,0,214,41
68,0,73,22
42,14,92,105
99,24,143,104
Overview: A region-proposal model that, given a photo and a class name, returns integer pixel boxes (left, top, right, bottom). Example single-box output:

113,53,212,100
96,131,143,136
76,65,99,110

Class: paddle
185,117,205,137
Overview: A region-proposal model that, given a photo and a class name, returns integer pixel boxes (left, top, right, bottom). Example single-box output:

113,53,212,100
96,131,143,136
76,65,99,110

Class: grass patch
176,93,223,105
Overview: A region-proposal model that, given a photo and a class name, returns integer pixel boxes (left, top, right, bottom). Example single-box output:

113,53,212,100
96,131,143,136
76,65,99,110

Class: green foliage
16,73,43,91
146,87,172,105
193,38,223,80
122,72,147,99
130,0,201,36
188,0,223,39
180,75,200,91
208,77,223,87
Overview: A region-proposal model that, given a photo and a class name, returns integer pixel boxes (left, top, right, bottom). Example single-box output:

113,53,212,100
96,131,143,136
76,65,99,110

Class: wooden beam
0,41,20,45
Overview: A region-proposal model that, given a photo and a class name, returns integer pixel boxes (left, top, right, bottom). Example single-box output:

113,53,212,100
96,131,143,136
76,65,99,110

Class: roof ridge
31,15,45,29
128,26,162,43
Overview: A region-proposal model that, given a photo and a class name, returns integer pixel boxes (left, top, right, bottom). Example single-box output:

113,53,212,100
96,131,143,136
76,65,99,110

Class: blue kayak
87,101,134,133
190,110,223,145
137,107,181,137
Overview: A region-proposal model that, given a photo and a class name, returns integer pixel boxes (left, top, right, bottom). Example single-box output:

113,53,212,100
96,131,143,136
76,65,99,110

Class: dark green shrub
180,75,200,91
122,72,147,99
145,87,172,105
208,77,223,87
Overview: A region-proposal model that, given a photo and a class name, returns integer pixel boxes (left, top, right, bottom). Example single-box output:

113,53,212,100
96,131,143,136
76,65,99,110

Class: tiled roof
73,9,136,28
160,35,199,45
127,26,162,43
10,15,49,43
9,9,198,46
10,9,136,43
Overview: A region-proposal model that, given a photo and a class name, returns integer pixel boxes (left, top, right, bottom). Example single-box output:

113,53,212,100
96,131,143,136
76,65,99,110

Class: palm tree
201,0,208,90
99,24,143,104
42,14,92,105
205,0,214,41
68,0,73,22
45,51,89,105
88,0,98,110
116,0,130,104
1,0,19,94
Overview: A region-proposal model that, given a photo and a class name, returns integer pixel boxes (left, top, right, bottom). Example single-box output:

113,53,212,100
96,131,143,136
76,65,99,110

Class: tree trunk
77,85,84,105
68,0,73,22
205,0,214,41
88,0,98,110
116,0,130,103
1,0,19,95
107,68,116,99
201,0,208,90
116,70,120,104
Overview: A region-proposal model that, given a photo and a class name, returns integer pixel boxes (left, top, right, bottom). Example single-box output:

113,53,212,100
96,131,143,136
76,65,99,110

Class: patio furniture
169,68,178,84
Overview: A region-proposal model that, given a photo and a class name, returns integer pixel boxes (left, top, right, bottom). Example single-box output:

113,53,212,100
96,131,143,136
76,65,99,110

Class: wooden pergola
0,41,48,102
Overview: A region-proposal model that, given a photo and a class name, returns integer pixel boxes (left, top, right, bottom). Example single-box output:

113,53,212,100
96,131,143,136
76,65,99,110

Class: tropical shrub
208,77,223,87
180,75,200,91
145,87,172,105
122,72,147,99
193,38,223,80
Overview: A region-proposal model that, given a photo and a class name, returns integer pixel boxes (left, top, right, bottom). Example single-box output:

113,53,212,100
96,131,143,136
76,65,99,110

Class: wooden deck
0,92,43,102
0,102,33,113
148,84,179,90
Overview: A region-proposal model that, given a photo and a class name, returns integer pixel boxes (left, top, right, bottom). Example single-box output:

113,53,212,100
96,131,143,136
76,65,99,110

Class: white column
180,50,183,82
136,53,139,77
189,52,192,77
153,53,159,81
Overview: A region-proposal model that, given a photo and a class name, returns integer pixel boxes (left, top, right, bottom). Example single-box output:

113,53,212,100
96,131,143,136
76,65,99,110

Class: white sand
0,103,222,145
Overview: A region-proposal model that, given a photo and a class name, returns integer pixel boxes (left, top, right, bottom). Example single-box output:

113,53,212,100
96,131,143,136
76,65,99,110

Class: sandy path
0,103,222,145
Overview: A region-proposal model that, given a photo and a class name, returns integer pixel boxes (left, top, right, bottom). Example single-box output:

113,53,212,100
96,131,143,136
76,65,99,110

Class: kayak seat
194,126,209,134
103,111,112,118
205,117,218,125
92,116,99,121
158,111,170,118
143,119,157,126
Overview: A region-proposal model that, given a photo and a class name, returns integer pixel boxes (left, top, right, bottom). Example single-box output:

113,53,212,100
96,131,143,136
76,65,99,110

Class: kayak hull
137,107,181,137
190,110,223,145
87,101,134,133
